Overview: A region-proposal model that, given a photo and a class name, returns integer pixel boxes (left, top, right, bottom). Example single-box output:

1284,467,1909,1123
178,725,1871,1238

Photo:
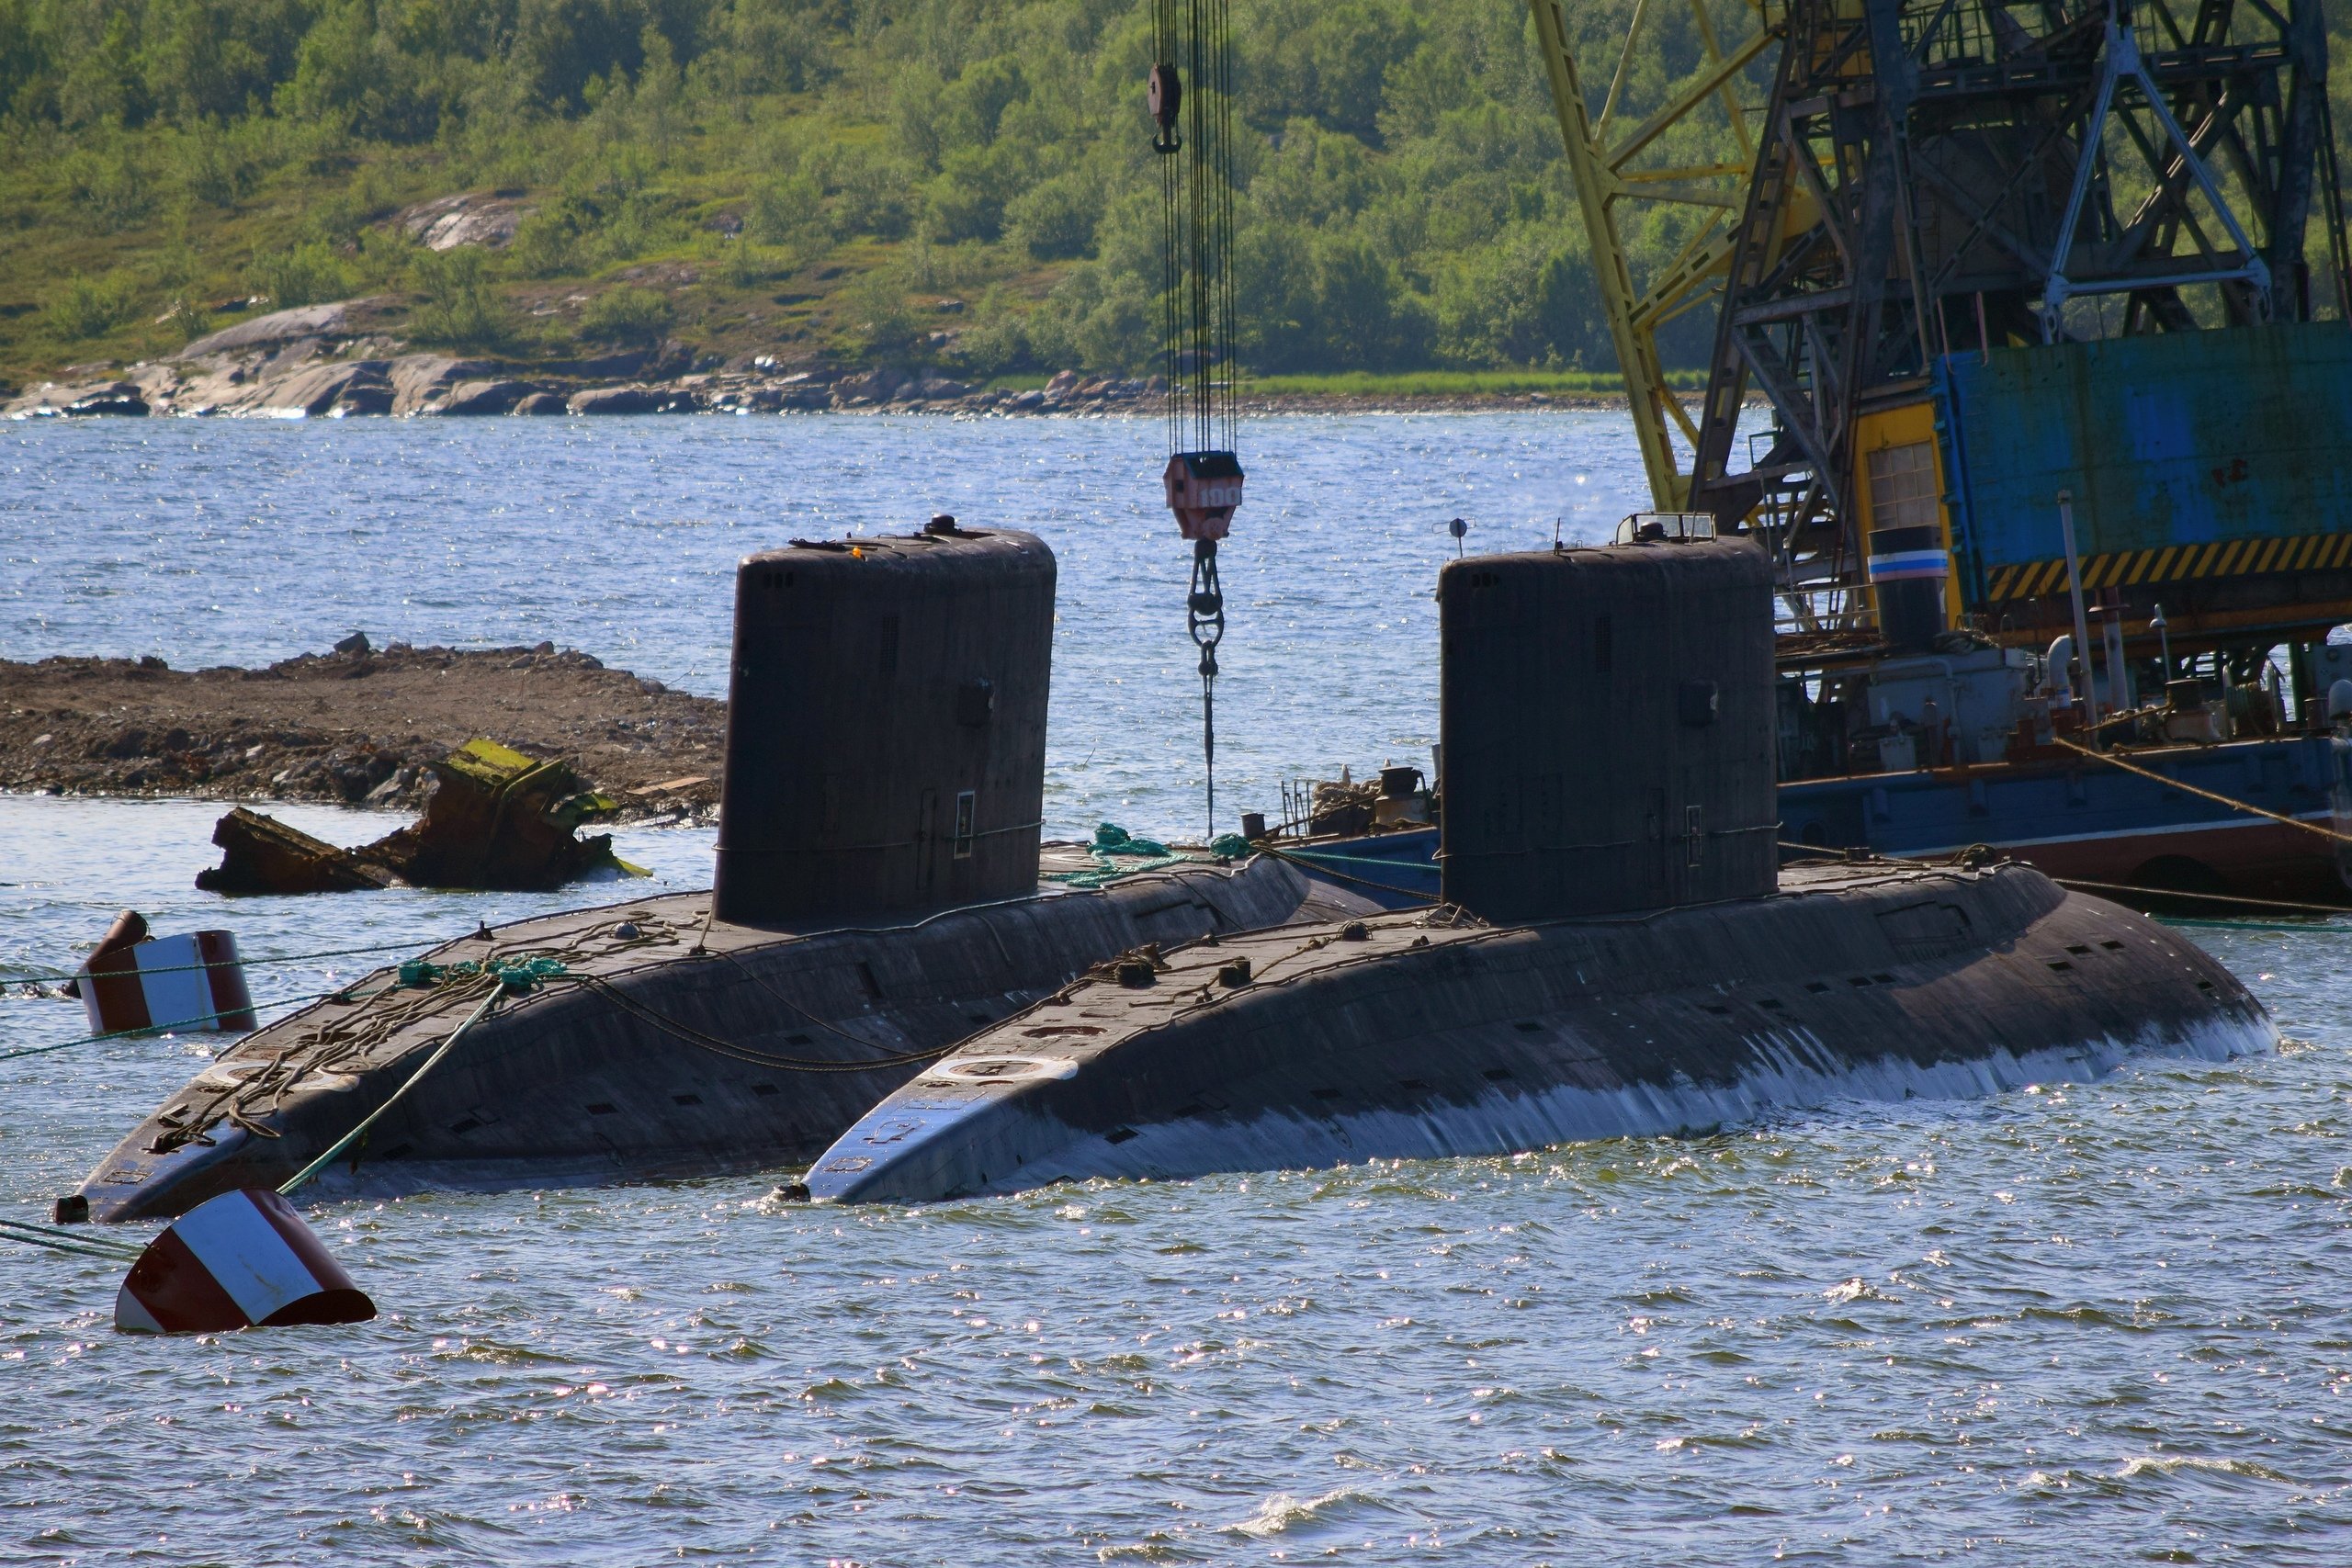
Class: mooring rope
3,934,466,988
277,983,505,1196
2051,735,2352,848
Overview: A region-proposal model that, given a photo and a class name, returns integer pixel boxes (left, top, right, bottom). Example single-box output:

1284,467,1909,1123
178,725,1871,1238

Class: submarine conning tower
715,522,1056,925
1439,531,1778,921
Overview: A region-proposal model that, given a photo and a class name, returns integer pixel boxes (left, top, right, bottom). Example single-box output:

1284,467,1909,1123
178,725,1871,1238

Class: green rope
1038,822,1254,890
278,985,506,1196
398,954,568,993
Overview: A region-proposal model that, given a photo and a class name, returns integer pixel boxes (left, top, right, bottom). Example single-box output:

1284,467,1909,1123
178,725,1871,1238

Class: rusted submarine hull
802,863,2276,1204
77,856,1374,1222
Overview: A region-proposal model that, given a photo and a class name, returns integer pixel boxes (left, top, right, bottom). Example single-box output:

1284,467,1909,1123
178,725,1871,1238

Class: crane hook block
1148,63,1182,154
1164,451,1244,542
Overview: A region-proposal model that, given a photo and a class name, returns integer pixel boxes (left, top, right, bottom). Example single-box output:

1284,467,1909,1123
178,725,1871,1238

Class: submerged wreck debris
195,739,643,894
79,524,1374,1221
196,808,398,894
362,739,639,891
805,535,2278,1204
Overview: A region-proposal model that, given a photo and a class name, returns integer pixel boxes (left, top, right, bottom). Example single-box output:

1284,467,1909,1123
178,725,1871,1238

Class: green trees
28,0,2335,378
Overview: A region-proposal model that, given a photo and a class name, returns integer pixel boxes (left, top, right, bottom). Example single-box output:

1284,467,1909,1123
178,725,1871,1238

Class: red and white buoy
77,911,256,1037
114,1188,375,1334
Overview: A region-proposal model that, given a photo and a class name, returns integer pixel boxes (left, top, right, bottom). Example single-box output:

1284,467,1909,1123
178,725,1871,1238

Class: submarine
804,532,2277,1204
74,522,1373,1222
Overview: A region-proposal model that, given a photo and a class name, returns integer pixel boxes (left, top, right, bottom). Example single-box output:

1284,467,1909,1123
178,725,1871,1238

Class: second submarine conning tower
715,522,1056,926
1440,532,1778,922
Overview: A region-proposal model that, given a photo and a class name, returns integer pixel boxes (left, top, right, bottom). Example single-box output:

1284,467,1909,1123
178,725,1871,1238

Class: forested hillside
0,0,2343,386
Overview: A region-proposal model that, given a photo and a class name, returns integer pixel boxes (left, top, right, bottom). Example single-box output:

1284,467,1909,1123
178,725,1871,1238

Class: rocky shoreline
4,299,1634,422
0,641,724,820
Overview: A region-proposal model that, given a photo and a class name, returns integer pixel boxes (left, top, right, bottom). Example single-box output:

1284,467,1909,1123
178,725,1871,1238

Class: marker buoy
79,923,256,1037
114,1188,375,1334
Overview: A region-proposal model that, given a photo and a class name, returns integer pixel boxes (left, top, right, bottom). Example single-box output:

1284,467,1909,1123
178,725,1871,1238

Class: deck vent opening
1702,1004,1733,1015
586,1102,619,1116
2197,979,2217,993
1104,1126,1139,1145
752,1083,780,1097
1847,976,1871,987
1311,1087,1342,1101
1398,1077,1431,1091
1757,998,1784,1010
673,1094,703,1107
1174,1102,1209,1118
1805,981,1830,994
449,1117,481,1135
2047,960,2075,972
1482,1066,1514,1081
967,1012,992,1025
1872,973,1895,984
1514,1021,1543,1033
786,1032,814,1046
2100,940,2126,951
380,1144,413,1161
2065,944,2093,956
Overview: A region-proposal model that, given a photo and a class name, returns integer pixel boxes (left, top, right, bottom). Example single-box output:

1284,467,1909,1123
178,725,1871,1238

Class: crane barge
1294,0,2352,909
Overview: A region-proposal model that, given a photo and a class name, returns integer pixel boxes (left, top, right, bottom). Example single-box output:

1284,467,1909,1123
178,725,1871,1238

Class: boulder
4,380,148,418
1045,368,1080,399
178,302,358,359
438,379,532,416
389,355,493,416
254,361,390,418
331,382,395,417
911,377,971,400
1008,389,1047,412
569,385,662,415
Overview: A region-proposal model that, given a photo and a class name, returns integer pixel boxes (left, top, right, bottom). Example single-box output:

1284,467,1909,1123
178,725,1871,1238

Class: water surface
3,416,2348,1564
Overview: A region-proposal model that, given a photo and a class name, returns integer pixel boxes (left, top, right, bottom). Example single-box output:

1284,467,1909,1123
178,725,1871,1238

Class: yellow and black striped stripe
1983,531,2352,602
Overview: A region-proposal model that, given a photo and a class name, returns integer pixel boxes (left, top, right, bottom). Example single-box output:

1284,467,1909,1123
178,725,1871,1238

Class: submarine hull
805,862,2276,1203
77,856,1374,1222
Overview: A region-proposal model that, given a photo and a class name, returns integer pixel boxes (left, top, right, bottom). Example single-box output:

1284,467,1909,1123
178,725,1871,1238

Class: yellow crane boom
1523,0,1781,511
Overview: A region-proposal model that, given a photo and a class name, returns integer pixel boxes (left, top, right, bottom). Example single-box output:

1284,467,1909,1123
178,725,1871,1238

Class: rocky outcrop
3,380,150,417
180,302,360,358
396,192,530,252
6,328,1193,422
390,355,494,415
251,360,391,417
439,378,534,415
569,384,666,414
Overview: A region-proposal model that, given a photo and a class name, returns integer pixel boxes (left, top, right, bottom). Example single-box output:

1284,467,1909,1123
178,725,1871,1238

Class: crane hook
1148,62,1182,154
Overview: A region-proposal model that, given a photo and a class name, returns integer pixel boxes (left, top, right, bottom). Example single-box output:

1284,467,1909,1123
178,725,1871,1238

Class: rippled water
5,417,2351,1563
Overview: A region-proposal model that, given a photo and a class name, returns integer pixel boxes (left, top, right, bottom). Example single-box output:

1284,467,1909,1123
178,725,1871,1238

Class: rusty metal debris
197,739,643,894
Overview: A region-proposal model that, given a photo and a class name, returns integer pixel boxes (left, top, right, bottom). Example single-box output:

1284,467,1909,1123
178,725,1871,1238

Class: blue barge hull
1286,733,2351,908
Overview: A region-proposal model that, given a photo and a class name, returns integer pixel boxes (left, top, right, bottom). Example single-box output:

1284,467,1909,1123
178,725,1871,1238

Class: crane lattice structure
1530,0,2347,645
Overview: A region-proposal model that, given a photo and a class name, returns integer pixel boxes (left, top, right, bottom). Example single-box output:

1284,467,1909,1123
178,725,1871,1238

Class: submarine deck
78,852,1375,1221
805,860,2277,1203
